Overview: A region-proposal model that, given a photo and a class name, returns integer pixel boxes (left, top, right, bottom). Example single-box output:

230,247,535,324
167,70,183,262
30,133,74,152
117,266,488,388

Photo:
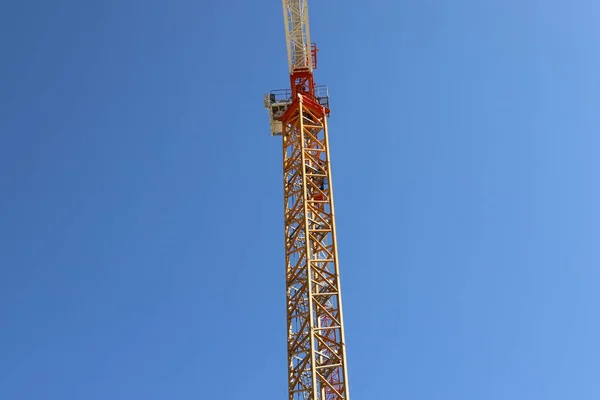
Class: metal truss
282,0,312,73
281,95,350,400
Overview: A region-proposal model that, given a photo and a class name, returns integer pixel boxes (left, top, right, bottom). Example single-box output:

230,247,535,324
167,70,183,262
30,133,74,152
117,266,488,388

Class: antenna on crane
264,1,351,400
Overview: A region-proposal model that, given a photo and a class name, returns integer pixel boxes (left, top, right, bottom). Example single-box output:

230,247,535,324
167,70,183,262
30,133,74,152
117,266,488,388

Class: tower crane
264,1,350,399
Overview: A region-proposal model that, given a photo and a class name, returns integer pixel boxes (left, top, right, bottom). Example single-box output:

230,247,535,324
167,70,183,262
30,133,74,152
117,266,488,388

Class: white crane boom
282,0,313,73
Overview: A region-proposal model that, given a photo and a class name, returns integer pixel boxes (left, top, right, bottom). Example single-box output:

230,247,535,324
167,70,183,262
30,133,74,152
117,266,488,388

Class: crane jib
283,0,314,73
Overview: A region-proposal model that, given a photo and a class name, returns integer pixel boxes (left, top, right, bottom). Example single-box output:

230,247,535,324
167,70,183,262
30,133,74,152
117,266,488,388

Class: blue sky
1,0,599,399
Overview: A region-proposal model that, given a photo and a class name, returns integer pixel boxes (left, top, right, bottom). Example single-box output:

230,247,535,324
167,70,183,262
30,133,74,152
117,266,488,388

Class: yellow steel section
282,96,350,400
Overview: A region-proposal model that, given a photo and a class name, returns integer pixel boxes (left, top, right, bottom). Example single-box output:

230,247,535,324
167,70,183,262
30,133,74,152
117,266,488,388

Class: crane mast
264,1,350,400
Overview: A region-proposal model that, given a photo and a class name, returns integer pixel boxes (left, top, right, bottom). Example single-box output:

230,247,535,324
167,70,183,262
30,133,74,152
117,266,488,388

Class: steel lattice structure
264,1,350,400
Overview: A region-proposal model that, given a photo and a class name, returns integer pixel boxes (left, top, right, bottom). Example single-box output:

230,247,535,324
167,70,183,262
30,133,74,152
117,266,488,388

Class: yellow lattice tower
264,1,350,399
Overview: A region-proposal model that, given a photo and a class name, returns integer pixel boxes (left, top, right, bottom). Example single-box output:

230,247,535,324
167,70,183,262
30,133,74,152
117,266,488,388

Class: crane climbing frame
264,1,351,400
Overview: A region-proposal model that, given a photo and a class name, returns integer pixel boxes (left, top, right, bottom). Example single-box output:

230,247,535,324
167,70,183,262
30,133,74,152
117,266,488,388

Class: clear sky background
1,0,599,399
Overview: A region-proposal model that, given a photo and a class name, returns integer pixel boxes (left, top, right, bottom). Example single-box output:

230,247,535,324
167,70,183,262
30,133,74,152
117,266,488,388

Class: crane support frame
282,0,313,73
281,94,350,400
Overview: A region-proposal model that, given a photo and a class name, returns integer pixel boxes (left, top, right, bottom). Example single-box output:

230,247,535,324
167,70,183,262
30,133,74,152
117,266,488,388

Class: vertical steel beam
282,96,349,400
